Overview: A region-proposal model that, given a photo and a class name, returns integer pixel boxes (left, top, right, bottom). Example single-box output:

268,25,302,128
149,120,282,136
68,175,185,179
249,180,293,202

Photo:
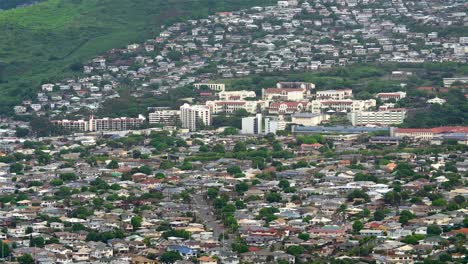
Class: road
192,192,233,248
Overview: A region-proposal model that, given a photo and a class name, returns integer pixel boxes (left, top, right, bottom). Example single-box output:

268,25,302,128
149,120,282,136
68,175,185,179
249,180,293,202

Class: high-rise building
264,117,286,135
180,103,212,131
241,114,263,135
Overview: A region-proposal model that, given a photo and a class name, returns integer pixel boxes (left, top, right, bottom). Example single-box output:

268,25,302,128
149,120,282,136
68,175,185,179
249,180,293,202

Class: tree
427,225,442,236
286,245,304,256
227,165,242,175
453,195,466,205
257,207,279,223
17,254,34,264
212,144,225,153
374,210,386,221
207,187,219,200
233,142,246,152
9,163,24,174
160,160,174,169
278,179,290,190
352,220,364,233
160,251,182,263
231,241,249,253
139,165,152,175
399,210,415,225
401,234,425,245
15,127,29,138
266,192,282,203
131,216,143,231
432,198,447,207
347,189,370,202
383,191,402,205
107,160,119,169
30,236,45,247
0,241,10,258
298,233,310,241
235,182,249,194
222,127,239,135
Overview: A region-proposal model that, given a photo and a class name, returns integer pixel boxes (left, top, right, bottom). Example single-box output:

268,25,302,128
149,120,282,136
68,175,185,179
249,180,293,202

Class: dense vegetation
0,0,42,10
0,0,276,114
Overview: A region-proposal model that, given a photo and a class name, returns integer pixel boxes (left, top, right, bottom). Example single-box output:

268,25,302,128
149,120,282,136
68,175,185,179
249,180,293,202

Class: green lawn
0,0,276,114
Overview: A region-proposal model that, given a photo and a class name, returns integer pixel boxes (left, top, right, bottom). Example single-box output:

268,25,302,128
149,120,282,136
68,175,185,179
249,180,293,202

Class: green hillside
0,0,275,114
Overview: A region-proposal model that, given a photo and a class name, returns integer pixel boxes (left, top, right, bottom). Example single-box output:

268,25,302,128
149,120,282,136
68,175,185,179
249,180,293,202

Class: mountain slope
0,0,274,114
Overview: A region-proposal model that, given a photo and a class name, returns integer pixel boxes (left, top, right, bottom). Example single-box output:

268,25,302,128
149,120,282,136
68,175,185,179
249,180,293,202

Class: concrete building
310,99,376,113
427,97,446,105
180,103,212,131
262,88,305,101
149,109,180,125
52,119,90,131
443,77,468,88
241,114,263,135
218,90,256,101
291,113,329,126
316,89,353,100
277,82,315,90
205,100,259,114
194,83,225,91
376,92,407,101
265,116,286,134
52,115,146,132
347,109,406,126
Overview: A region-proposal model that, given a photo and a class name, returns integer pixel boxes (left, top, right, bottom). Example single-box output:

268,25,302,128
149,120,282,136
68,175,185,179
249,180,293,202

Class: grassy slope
0,0,275,113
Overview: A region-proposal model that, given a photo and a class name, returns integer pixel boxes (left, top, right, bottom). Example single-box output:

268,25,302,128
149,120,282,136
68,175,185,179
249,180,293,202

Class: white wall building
205,100,259,114
218,90,256,101
241,114,263,135
291,113,329,126
427,97,446,105
316,89,353,100
310,99,376,113
194,83,225,91
376,92,407,101
180,104,212,131
347,109,406,126
149,109,180,125
264,117,286,134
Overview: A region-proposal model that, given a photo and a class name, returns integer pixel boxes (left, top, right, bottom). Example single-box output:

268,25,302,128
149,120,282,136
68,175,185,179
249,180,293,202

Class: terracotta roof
396,126,468,134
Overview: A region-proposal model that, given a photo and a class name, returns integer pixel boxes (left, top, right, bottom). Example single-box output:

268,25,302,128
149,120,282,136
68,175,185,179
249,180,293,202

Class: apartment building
241,114,263,135
52,120,90,131
347,109,406,126
148,109,180,125
180,103,212,131
52,115,146,132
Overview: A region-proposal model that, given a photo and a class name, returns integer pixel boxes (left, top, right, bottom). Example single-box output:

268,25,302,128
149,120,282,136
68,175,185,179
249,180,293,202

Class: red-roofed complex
392,126,468,140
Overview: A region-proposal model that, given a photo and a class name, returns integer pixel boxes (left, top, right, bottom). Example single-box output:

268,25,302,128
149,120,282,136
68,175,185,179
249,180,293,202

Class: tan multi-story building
218,90,256,101
205,100,259,114
316,89,353,100
310,99,376,113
